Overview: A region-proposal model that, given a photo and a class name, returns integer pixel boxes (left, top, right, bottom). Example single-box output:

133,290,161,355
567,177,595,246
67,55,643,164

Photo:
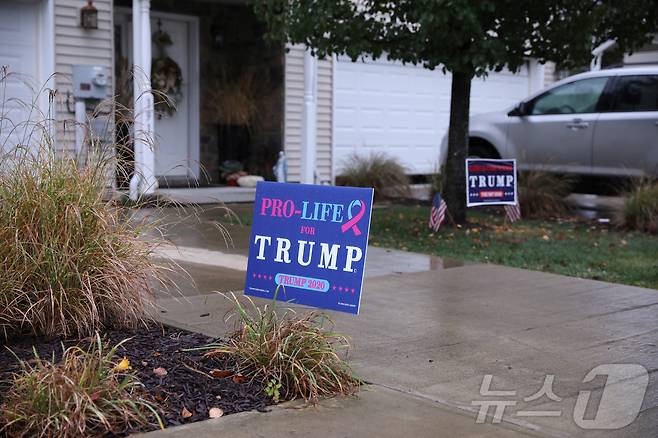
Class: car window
611,75,658,112
530,77,609,115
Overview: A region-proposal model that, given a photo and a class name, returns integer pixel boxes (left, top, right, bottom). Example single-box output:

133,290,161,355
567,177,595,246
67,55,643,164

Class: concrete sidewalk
146,206,658,437
136,386,539,438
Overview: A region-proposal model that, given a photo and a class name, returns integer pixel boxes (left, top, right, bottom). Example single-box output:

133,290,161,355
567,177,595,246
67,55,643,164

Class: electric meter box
72,65,108,100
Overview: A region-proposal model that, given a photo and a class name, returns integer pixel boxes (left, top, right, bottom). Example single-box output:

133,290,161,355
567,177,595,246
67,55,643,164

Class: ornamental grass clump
0,149,160,338
337,153,409,200
206,293,360,403
518,170,575,219
618,180,658,233
0,335,162,438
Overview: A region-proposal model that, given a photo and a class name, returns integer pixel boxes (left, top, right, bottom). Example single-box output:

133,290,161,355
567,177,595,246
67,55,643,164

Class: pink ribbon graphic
341,199,366,236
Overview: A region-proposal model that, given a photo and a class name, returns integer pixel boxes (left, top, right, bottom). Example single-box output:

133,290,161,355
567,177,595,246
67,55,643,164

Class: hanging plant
151,21,183,118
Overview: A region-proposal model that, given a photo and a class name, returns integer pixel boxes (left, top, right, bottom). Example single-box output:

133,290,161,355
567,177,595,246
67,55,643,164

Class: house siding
283,45,332,183
53,0,114,156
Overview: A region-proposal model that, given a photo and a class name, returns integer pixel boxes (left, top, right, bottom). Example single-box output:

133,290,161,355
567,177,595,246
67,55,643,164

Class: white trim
38,0,56,141
301,50,317,184
330,53,337,184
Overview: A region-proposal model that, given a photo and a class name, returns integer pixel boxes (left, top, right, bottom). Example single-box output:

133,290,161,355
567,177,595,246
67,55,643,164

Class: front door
115,11,199,183
507,76,610,174
151,16,192,179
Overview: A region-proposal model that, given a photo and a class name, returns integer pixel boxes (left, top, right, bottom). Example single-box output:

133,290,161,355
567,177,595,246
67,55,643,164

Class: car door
592,74,658,177
506,76,610,174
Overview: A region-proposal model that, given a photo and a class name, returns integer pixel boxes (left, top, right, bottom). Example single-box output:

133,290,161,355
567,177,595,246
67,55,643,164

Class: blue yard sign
244,182,374,315
466,159,518,207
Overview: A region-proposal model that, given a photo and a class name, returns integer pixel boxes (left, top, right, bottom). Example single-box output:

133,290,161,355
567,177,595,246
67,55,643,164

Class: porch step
157,187,256,204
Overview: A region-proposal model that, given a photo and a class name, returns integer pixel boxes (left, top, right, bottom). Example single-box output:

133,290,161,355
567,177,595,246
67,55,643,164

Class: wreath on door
151,20,183,118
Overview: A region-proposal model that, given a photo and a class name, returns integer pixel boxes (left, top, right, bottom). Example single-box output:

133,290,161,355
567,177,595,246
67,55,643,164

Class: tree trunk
444,71,472,225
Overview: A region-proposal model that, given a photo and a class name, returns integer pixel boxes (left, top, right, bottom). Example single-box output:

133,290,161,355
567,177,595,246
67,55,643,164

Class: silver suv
461,67,658,177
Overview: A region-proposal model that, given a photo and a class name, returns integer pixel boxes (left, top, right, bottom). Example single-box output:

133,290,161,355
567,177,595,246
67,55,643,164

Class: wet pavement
146,204,658,438
136,386,539,438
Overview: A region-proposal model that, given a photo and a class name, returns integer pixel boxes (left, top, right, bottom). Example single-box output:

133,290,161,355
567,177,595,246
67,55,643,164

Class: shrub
618,180,658,233
0,335,162,438
0,149,160,338
518,171,575,219
206,293,360,403
337,153,409,200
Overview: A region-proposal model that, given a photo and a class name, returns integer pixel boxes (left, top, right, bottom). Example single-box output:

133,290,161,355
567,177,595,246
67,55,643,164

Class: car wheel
468,142,500,159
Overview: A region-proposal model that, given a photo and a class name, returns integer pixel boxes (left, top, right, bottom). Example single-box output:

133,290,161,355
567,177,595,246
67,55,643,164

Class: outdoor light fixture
80,1,98,30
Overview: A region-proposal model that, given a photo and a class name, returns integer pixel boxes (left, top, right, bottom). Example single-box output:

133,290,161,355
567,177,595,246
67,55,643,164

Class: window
530,77,609,115
611,75,658,112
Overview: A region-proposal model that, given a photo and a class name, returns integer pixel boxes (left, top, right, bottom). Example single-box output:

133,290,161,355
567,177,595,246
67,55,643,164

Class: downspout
591,40,616,71
301,50,317,184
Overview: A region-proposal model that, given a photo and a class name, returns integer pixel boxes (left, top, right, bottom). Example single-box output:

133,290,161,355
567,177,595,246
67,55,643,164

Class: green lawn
368,204,658,290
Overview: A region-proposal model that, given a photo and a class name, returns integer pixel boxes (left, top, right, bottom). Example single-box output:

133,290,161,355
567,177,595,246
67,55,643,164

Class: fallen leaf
113,357,132,372
209,407,224,418
209,369,233,379
141,360,148,367
181,407,193,419
620,239,628,246
232,374,247,384
153,352,161,357
153,367,168,378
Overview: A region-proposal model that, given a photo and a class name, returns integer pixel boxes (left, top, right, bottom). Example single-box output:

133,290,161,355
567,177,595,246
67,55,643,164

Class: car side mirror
508,102,527,117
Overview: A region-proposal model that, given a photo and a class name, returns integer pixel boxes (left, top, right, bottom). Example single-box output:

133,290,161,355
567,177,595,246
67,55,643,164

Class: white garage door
334,57,531,175
0,1,40,154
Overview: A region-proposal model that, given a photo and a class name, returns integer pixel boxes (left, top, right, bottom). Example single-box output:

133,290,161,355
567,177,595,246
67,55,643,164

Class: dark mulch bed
0,324,274,435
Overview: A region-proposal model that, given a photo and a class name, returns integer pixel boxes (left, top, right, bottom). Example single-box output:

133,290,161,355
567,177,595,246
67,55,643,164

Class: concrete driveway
147,206,658,438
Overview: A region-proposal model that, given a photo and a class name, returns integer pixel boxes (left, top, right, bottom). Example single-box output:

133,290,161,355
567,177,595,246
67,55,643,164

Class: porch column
130,0,157,200
301,50,317,185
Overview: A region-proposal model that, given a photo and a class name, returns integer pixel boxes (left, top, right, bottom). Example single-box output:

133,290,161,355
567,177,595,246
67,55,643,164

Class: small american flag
429,193,448,232
504,203,521,223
